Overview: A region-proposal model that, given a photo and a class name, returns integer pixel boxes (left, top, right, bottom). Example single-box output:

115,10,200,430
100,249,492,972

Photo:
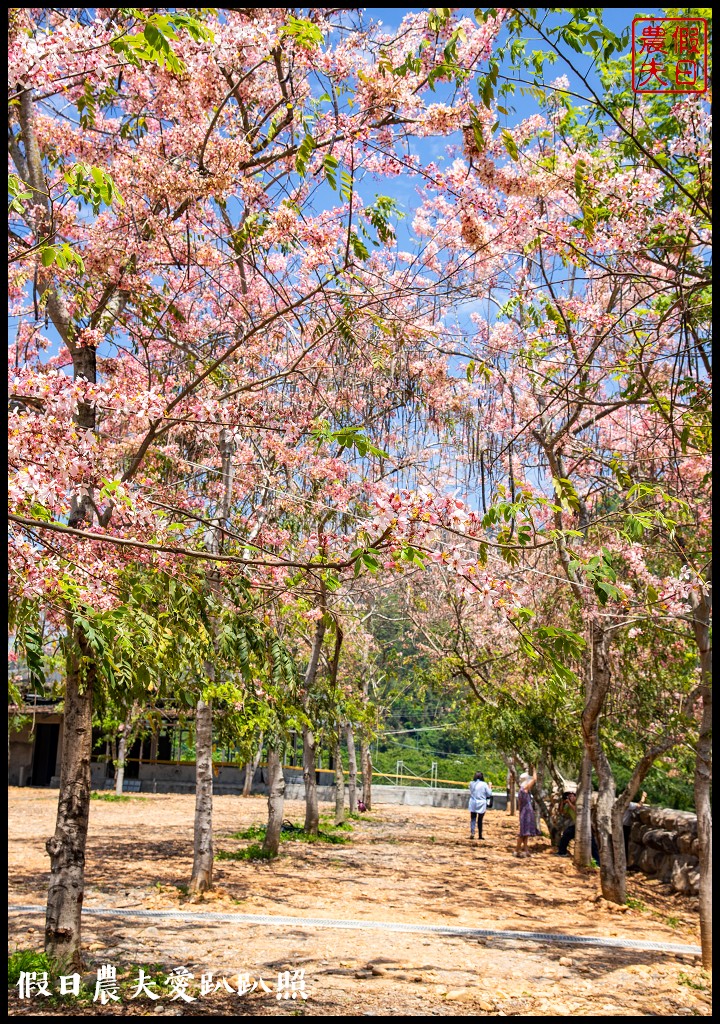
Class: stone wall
627,804,699,896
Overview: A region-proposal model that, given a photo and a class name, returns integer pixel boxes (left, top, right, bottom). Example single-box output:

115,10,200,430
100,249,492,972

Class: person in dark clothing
623,791,647,867
554,791,600,863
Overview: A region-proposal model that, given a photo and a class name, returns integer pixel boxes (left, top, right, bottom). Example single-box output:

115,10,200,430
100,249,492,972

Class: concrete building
8,703,494,809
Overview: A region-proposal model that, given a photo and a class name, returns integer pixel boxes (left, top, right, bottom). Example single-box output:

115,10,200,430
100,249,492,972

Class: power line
378,725,458,735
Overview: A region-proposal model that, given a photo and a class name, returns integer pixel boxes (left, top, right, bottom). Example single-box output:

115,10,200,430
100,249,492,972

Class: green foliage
8,173,33,214
281,16,324,49
625,896,647,912
220,821,351,860
39,243,85,273
230,824,267,841
8,950,54,986
64,163,124,215
90,792,139,802
311,422,389,459
295,132,317,177
111,10,213,74
217,843,275,861
678,971,709,990
365,195,404,244
567,549,621,606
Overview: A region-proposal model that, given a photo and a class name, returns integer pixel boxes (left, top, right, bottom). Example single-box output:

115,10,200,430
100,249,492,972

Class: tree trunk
189,698,214,894
114,728,128,796
114,707,136,796
690,578,712,968
44,620,95,966
592,740,625,905
533,763,553,836
263,745,285,857
333,735,345,825
302,724,319,834
361,738,372,810
302,612,326,834
574,748,594,868
508,769,516,816
581,620,627,902
189,428,234,894
345,722,358,814
242,730,263,798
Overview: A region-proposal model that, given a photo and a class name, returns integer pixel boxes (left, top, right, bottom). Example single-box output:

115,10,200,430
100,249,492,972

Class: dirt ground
8,789,711,1016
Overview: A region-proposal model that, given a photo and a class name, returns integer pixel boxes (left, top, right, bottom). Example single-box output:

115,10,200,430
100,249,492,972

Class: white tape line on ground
7,904,701,956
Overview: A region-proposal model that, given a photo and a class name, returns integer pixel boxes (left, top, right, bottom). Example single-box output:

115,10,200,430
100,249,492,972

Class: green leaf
574,158,587,200
501,129,518,160
349,233,369,261
281,16,324,49
295,133,317,177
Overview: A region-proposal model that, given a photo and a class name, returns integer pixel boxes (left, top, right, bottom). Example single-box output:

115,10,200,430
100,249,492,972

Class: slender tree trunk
114,728,128,797
591,732,625,904
581,620,628,901
690,579,712,968
189,429,234,894
345,722,358,814
114,706,136,796
361,738,372,810
533,761,553,836
333,734,345,825
44,621,95,966
302,724,319,834
576,616,613,872
574,748,593,868
302,611,326,834
263,745,285,857
508,768,516,815
189,698,214,894
242,730,263,797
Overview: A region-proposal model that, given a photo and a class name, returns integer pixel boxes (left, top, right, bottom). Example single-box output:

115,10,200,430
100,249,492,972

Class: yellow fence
101,758,470,789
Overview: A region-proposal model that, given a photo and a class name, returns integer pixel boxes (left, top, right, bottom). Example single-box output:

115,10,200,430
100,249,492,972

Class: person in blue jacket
468,770,493,840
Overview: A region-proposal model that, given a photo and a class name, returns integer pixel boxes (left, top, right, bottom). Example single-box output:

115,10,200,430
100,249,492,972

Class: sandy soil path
8,789,711,1016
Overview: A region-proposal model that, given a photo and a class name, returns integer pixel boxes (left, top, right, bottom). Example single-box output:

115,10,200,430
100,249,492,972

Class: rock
676,833,695,855
354,970,372,980
643,828,679,854
477,998,496,1012
671,856,700,896
370,966,387,977
638,847,667,877
445,988,470,1001
558,957,573,966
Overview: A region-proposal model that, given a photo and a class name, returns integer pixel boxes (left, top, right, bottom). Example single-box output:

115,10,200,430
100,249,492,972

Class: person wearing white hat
515,768,540,857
